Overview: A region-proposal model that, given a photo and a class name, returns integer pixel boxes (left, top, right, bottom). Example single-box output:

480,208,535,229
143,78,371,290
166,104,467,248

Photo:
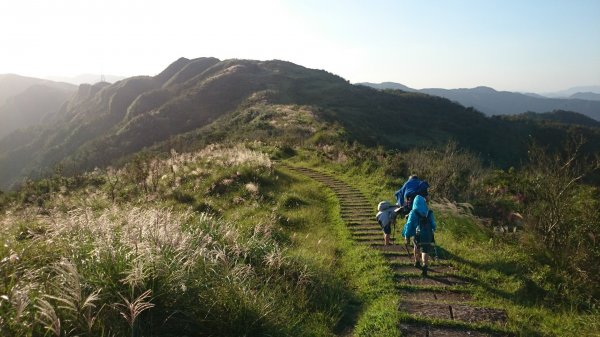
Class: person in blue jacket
402,195,436,276
395,175,430,210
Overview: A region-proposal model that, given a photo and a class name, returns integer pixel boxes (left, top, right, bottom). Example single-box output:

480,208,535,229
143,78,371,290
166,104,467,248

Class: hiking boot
414,261,421,269
421,265,428,277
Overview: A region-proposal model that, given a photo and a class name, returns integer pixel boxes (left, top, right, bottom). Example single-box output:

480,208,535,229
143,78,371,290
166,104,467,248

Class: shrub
521,138,600,308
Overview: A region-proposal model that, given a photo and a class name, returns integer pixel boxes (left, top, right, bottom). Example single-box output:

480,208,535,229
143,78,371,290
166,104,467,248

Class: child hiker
402,195,436,276
376,201,398,245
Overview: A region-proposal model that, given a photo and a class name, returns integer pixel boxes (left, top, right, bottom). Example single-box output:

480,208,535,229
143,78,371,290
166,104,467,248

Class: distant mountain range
1,59,599,189
569,92,600,101
358,82,600,120
0,74,75,106
0,74,77,139
46,74,126,85
542,85,600,98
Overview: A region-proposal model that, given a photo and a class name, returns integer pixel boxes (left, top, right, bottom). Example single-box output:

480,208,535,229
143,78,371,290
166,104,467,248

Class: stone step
388,259,452,268
341,213,374,218
399,324,507,337
398,290,472,303
381,250,413,258
341,206,373,211
339,200,370,204
399,301,507,325
395,275,469,287
346,223,379,228
351,231,384,237
340,200,370,205
352,231,385,237
355,238,395,244
340,200,369,204
370,243,410,251
342,218,376,224
342,211,372,215
350,225,381,231
350,229,383,234
342,214,374,218
392,264,456,275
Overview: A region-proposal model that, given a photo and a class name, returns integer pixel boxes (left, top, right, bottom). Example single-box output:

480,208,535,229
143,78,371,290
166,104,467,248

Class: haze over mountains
0,74,77,139
46,74,126,85
542,85,600,99
358,82,600,120
1,58,599,190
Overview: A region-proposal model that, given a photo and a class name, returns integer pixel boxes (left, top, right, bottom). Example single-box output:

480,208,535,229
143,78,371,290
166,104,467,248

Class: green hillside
1,140,598,336
505,110,600,128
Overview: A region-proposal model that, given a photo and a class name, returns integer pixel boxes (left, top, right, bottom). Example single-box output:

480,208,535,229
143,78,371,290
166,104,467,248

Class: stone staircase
288,166,510,337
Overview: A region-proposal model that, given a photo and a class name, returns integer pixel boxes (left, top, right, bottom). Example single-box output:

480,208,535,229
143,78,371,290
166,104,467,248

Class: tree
106,167,121,202
524,137,599,252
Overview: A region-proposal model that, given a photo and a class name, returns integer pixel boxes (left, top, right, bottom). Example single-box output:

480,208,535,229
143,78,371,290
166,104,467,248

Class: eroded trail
289,166,509,337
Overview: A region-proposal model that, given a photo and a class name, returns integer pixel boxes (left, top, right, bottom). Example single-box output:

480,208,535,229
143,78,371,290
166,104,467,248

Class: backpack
405,182,429,206
376,201,397,227
415,210,434,244
377,201,393,212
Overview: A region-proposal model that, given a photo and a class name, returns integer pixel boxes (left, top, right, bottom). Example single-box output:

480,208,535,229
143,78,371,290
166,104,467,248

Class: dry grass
0,144,309,336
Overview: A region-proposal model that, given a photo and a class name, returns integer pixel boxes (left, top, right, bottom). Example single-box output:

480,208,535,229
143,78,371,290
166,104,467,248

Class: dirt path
289,166,509,337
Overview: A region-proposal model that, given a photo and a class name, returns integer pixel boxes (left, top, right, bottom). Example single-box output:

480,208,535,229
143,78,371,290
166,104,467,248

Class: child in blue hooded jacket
402,195,436,276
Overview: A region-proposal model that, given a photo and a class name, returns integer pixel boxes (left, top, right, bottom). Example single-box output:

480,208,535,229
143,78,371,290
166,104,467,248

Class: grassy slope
0,144,393,336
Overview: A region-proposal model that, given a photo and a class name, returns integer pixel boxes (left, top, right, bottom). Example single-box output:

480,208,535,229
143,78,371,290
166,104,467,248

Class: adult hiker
395,174,429,214
402,195,436,276
376,201,398,246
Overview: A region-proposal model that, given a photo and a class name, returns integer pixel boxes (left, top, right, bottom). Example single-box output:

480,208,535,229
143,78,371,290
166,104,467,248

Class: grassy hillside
0,144,392,336
504,110,600,128
1,137,599,336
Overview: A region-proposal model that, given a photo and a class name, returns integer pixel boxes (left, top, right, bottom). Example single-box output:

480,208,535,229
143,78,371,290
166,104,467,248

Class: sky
0,0,599,93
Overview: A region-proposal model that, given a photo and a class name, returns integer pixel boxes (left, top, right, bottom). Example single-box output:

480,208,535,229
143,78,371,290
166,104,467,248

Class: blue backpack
415,210,434,244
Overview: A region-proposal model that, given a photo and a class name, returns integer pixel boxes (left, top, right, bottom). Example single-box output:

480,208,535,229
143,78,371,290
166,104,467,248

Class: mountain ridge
1,58,600,190
359,82,600,120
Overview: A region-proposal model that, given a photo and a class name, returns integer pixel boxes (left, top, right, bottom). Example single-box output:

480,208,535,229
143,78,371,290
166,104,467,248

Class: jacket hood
412,195,429,216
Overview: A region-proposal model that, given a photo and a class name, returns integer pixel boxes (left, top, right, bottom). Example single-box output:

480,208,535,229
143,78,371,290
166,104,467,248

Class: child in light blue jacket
402,195,436,276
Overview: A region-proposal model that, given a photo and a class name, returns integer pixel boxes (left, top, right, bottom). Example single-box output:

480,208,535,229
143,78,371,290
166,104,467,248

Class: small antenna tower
100,73,106,82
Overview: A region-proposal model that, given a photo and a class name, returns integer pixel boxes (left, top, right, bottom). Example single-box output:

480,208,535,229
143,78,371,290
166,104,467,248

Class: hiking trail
289,166,510,337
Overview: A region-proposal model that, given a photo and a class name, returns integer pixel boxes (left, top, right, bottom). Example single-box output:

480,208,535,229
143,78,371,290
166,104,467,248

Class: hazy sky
1,0,598,92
